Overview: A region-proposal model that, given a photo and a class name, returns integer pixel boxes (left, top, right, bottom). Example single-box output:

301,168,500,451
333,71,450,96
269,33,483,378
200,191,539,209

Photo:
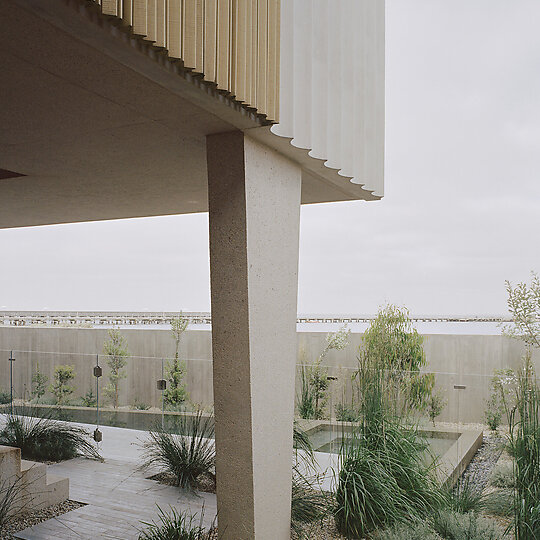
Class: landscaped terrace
0,302,538,539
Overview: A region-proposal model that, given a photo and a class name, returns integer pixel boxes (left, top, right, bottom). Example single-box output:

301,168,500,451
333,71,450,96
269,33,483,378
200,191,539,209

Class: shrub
164,359,188,408
374,522,441,540
31,362,48,403
335,439,403,536
138,506,216,540
502,272,540,348
103,329,129,408
0,390,11,405
290,420,328,534
49,365,76,405
489,461,515,489
81,387,97,408
133,399,150,411
0,411,101,462
432,510,505,540
485,396,503,431
335,402,359,422
140,411,215,490
502,273,540,539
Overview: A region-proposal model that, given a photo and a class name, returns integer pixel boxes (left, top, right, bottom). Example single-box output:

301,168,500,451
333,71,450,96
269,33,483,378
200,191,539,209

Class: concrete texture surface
0,445,68,516
1,326,537,424
206,132,302,539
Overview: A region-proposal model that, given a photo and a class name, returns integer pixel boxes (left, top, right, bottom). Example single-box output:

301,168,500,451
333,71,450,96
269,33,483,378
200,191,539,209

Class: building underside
0,1,384,538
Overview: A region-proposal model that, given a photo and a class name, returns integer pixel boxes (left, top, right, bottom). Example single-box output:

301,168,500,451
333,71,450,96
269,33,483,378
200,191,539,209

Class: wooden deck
14,424,217,540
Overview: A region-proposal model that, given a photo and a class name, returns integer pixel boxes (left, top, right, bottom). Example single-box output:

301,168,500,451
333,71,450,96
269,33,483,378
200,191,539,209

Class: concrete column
206,131,302,539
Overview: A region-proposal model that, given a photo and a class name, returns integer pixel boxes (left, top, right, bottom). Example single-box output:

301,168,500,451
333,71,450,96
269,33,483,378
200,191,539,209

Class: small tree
427,389,446,426
357,304,434,417
503,272,540,348
49,365,76,405
164,313,189,408
31,362,48,403
103,329,129,408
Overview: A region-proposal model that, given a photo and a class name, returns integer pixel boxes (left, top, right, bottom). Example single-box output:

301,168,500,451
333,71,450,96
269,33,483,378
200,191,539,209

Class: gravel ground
460,431,506,492
0,500,85,540
292,515,347,539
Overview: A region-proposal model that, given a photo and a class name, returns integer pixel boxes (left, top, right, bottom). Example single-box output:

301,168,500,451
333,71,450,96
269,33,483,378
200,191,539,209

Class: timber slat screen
94,0,280,122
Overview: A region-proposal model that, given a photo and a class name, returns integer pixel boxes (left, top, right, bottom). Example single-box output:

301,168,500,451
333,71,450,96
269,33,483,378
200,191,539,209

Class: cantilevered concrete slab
0,2,385,538
0,0,378,230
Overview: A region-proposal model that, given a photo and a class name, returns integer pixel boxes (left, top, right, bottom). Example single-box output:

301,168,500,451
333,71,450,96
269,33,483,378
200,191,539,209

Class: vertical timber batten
91,0,280,121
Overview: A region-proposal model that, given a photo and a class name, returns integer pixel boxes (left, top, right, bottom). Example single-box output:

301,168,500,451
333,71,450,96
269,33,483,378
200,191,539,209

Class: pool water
310,428,455,458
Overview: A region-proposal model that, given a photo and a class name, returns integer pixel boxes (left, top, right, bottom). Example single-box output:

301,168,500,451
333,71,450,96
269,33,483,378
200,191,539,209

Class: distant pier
0,311,512,327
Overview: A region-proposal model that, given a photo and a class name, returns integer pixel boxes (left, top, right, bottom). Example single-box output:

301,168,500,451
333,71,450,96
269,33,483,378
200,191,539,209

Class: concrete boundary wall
0,327,538,423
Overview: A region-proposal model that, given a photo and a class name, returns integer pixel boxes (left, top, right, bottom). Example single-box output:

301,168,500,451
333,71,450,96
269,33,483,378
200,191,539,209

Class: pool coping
298,419,483,487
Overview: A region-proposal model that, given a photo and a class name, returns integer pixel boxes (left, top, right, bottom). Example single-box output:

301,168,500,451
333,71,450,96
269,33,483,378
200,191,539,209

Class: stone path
13,423,217,540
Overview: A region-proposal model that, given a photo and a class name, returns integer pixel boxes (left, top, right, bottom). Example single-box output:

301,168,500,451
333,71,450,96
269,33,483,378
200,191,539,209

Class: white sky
1,1,539,316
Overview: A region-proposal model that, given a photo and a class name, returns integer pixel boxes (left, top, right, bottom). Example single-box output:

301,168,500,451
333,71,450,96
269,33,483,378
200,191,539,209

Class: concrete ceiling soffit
13,0,268,133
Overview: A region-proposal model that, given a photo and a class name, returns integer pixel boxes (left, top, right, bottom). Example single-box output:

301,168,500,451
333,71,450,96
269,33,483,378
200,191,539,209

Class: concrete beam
207,132,301,539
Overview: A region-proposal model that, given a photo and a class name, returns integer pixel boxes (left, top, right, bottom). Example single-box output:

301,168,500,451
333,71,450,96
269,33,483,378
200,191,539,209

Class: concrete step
33,474,70,510
20,460,47,486
0,446,69,514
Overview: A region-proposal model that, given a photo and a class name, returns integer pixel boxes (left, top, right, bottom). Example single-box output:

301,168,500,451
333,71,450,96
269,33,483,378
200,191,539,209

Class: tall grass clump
0,475,26,527
0,409,101,462
444,475,486,514
297,365,317,420
140,411,215,490
333,326,444,538
291,421,329,535
291,468,328,535
484,489,514,518
138,506,216,540
334,421,443,537
505,355,540,539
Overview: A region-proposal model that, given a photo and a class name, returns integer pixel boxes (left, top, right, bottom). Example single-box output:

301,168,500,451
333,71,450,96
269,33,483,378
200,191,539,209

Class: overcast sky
1,1,539,316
